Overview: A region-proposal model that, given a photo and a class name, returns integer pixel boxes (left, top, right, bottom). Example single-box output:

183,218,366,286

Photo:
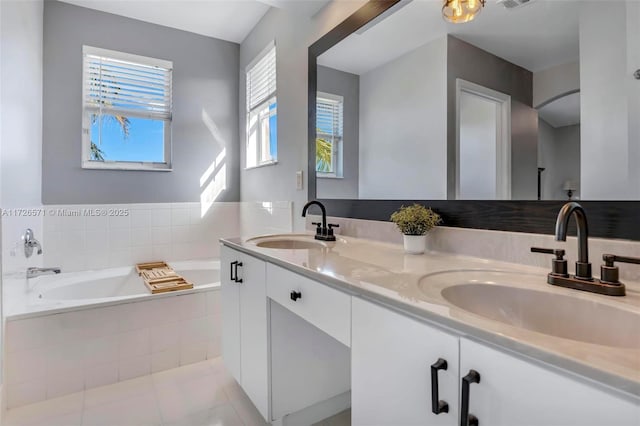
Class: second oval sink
441,283,640,348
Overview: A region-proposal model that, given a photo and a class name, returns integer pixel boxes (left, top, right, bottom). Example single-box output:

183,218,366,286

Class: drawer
266,263,351,346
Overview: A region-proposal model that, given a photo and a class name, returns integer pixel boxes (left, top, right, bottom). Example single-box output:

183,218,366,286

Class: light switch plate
296,171,303,190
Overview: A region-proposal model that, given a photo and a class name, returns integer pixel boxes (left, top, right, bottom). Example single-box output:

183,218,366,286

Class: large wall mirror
308,0,640,240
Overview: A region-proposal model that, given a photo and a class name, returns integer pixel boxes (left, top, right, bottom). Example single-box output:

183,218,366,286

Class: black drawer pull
230,261,237,282
461,369,480,426
234,262,243,283
430,358,449,415
290,291,302,301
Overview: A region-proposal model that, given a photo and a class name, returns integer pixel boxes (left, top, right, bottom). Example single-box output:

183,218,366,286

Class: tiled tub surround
307,215,640,282
224,234,640,399
1,201,293,275
1,201,293,410
4,288,221,409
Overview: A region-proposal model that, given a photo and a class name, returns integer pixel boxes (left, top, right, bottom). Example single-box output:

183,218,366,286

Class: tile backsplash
2,201,292,275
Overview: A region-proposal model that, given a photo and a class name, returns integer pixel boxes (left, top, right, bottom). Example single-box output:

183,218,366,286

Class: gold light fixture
442,0,486,24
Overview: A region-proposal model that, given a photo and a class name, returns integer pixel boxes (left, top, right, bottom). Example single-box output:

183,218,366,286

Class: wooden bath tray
135,261,172,274
143,276,194,294
136,261,193,294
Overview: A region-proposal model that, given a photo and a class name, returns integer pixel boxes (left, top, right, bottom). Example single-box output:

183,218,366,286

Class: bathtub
4,259,223,408
5,259,220,319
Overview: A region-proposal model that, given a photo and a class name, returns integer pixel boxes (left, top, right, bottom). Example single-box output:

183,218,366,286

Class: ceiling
59,0,330,44
318,0,580,75
538,92,581,128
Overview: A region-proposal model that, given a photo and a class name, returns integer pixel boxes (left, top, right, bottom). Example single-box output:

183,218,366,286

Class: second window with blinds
316,92,344,178
82,46,173,171
246,42,277,168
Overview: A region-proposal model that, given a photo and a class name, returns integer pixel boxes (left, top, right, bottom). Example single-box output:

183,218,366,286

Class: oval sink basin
441,283,640,348
256,240,325,250
247,235,327,250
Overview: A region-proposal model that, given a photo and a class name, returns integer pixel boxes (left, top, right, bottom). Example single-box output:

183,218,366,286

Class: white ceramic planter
403,235,426,254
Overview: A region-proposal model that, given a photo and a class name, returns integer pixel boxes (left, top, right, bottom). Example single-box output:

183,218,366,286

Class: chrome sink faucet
26,267,62,279
532,202,631,296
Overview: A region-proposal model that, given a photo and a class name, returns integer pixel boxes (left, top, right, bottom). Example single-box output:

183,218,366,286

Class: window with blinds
246,42,277,168
81,45,173,170
316,93,344,177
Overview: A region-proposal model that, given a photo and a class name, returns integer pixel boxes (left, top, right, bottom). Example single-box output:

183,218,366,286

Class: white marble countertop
221,233,640,400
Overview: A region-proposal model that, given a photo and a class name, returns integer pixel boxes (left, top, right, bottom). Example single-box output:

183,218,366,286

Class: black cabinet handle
234,262,243,283
460,369,480,426
430,358,449,415
290,291,302,301
230,261,237,282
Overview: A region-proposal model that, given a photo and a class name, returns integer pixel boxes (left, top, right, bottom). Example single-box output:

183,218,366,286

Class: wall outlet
296,171,304,190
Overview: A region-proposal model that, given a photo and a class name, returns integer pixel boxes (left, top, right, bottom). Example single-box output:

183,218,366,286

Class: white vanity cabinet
220,245,270,421
460,338,640,426
351,298,460,426
352,298,639,426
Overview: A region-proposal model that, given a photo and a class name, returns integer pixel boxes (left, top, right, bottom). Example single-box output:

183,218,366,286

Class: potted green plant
390,204,442,254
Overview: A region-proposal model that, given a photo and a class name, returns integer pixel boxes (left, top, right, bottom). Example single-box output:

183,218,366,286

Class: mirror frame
308,0,640,241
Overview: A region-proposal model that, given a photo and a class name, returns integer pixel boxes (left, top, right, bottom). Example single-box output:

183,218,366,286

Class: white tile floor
3,358,267,426
3,357,351,426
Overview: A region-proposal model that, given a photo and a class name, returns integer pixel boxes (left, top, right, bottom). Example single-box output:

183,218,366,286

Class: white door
352,298,459,426
237,252,270,422
456,79,511,200
460,338,640,426
220,246,241,383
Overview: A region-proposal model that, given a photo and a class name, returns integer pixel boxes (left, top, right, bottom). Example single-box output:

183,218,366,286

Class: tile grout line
149,372,167,426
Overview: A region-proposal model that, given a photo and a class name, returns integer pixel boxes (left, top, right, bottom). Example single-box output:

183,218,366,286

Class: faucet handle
531,247,568,277
600,254,640,284
531,247,565,259
327,223,339,237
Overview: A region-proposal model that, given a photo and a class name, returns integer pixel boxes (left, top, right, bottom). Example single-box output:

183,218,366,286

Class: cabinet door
220,245,241,383
352,298,459,426
237,252,270,422
460,338,640,426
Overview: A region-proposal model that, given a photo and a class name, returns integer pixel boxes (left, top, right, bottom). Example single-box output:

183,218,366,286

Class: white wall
580,1,640,200
358,37,448,200
239,1,367,230
533,61,579,108
0,0,43,208
538,120,580,200
1,0,45,276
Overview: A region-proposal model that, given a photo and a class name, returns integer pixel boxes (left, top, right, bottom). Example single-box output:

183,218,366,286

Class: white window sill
82,161,172,172
317,174,343,179
245,161,278,171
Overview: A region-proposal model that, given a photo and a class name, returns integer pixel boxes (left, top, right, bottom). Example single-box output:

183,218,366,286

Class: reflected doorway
456,79,512,200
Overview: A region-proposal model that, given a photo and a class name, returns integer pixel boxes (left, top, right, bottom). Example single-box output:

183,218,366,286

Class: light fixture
442,0,486,24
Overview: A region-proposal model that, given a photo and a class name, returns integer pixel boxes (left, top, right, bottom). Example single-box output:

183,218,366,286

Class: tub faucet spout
27,267,62,279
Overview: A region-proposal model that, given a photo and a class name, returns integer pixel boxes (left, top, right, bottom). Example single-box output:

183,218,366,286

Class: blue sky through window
91,114,164,162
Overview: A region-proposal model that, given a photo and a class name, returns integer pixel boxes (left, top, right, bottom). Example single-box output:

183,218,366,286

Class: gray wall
538,119,580,200
447,35,537,199
510,101,539,199
316,65,359,199
359,37,448,200
42,1,240,204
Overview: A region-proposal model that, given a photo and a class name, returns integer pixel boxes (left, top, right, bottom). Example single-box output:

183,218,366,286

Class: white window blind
317,96,343,140
246,44,276,111
83,46,173,120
